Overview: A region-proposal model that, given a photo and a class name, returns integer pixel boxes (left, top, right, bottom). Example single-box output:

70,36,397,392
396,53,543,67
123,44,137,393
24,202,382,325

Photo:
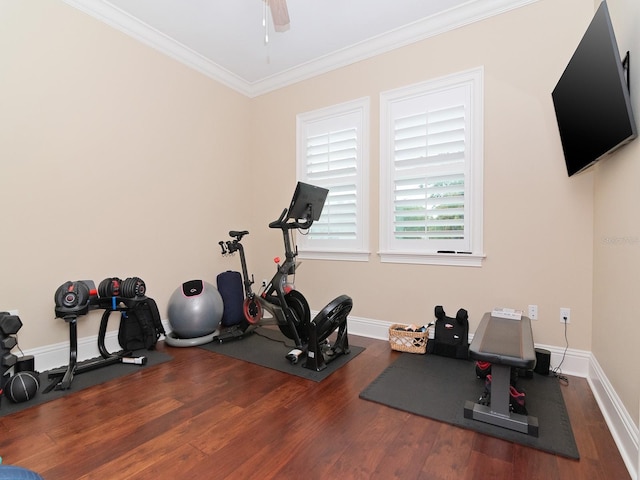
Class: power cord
253,326,296,349
551,319,570,386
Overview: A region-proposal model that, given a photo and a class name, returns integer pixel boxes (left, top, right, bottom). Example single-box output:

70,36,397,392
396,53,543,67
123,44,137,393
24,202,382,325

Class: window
296,98,369,261
379,68,484,266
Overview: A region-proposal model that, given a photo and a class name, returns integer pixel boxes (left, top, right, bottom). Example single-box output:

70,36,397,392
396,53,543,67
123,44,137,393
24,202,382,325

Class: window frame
295,97,370,262
379,67,485,267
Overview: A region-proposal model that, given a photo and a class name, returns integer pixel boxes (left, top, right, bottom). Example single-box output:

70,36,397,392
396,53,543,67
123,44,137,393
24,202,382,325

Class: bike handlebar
268,209,288,229
221,205,313,256
219,230,248,255
269,208,314,230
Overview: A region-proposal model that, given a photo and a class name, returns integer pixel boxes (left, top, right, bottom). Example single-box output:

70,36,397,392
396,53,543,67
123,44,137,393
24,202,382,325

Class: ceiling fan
265,0,290,33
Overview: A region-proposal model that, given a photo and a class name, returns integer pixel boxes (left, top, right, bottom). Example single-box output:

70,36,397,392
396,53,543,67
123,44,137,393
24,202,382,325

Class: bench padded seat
469,313,536,369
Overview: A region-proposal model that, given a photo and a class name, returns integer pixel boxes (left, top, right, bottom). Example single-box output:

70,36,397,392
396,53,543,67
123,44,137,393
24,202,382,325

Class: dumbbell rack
46,296,147,392
0,312,23,384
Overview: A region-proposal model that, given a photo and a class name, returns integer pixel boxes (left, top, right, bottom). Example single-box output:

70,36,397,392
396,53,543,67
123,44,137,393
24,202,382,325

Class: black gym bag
117,297,165,351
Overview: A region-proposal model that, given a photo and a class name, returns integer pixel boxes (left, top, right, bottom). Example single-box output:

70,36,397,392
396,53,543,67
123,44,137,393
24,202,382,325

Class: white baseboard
588,355,639,480
23,331,121,373
348,314,393,341
19,315,638,480
21,320,173,373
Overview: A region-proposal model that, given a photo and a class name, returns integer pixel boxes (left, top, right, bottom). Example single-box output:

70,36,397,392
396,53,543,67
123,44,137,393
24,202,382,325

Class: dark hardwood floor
0,335,631,479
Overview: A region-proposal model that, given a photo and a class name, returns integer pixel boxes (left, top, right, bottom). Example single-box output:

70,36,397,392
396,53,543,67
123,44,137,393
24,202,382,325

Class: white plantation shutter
305,127,358,241
392,104,466,244
296,98,369,259
380,68,484,265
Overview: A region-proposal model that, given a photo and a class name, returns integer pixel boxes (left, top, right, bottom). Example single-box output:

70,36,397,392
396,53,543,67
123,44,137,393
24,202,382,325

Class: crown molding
61,0,539,98
250,0,538,96
61,0,254,96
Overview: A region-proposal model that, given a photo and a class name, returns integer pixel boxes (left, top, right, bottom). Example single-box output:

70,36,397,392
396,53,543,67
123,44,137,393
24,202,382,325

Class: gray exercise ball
167,280,223,338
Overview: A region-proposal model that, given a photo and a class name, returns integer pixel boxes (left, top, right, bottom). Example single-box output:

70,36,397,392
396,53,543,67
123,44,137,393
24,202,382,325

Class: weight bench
464,312,539,436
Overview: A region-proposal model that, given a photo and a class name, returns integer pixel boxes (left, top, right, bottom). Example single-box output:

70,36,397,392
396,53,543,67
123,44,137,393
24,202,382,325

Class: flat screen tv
552,1,637,177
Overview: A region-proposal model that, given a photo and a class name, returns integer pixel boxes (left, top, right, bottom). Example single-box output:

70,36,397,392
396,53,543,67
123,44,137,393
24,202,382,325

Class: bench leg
464,364,539,436
490,364,511,416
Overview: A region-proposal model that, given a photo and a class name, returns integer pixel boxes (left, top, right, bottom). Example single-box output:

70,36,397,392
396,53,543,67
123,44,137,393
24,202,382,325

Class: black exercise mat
0,349,172,418
359,353,579,459
198,326,364,382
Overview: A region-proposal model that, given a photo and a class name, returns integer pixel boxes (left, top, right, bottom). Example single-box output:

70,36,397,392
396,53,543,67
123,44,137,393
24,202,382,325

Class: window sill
378,251,485,267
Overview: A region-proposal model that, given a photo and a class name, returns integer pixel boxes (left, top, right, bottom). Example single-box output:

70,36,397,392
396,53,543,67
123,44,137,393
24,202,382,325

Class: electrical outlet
560,307,571,323
8,309,18,316
528,305,538,320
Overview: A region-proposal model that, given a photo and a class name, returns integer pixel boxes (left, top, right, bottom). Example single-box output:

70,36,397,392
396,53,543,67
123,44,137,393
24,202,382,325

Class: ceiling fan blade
269,0,290,32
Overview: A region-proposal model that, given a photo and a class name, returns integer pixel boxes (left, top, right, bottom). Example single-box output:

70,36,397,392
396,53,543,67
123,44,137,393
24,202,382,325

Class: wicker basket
388,324,429,354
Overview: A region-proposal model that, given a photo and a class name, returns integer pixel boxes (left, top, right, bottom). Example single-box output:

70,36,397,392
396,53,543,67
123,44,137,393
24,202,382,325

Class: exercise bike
218,182,352,371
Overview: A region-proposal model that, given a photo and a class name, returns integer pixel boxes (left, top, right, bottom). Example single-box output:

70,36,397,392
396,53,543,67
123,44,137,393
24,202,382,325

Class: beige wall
0,0,252,348
250,0,594,351
592,0,640,428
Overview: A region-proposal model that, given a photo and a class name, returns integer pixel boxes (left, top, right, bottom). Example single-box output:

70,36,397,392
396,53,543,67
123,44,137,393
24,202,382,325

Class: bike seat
229,230,249,239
